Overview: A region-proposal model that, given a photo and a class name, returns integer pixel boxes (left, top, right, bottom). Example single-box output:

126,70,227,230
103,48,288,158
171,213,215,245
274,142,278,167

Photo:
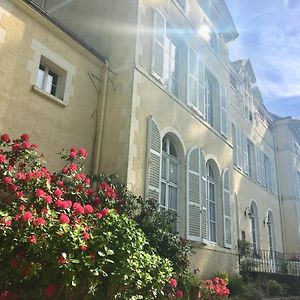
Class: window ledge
33,86,66,107
191,241,235,254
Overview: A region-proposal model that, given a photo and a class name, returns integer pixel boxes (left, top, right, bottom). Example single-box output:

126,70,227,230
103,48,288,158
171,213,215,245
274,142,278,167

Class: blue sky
225,0,300,118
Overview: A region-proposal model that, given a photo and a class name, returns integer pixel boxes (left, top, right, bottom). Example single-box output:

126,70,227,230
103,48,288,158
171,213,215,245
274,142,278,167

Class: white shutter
236,128,242,169
151,10,166,81
198,55,205,116
242,133,249,174
261,152,267,187
186,148,201,241
256,146,262,183
200,149,208,244
232,124,237,166
220,83,228,137
187,48,198,109
145,117,161,202
222,169,232,248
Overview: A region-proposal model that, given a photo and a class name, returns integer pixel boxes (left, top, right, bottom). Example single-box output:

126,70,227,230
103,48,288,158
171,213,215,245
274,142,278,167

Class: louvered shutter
151,10,166,81
145,117,161,202
242,133,249,174
198,55,205,116
222,169,232,248
200,149,208,244
187,48,198,109
186,148,201,241
236,128,242,169
256,146,262,183
261,152,267,187
220,83,228,137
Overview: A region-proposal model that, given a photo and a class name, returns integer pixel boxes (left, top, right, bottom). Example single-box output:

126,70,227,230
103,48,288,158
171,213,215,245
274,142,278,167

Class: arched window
160,135,179,226
207,162,216,242
250,202,259,254
267,211,275,258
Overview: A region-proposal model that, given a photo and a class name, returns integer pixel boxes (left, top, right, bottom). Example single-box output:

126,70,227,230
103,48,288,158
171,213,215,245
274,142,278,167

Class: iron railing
240,249,300,276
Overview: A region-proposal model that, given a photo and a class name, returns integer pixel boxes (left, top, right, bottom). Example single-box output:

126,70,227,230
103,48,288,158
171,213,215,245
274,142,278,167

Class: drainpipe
273,123,286,254
92,60,109,175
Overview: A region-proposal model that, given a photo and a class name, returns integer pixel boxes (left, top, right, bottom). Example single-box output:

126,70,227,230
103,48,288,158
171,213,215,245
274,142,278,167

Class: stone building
1,0,300,277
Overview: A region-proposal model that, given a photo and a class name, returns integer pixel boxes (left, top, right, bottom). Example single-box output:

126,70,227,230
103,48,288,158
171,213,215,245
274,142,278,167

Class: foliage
134,196,194,276
237,240,252,258
0,133,180,299
199,276,230,299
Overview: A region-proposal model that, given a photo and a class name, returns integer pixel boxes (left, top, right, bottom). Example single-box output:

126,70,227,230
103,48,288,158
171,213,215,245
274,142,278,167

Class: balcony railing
239,249,300,276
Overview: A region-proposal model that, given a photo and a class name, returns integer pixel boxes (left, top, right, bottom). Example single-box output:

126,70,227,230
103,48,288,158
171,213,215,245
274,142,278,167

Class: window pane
209,202,216,221
169,140,177,157
161,157,167,180
160,182,166,207
210,222,216,242
36,68,45,89
45,73,54,94
168,185,177,210
49,70,58,96
169,161,177,184
162,137,167,152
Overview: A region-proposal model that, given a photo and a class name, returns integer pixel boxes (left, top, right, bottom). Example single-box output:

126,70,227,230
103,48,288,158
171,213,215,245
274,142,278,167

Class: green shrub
0,133,178,300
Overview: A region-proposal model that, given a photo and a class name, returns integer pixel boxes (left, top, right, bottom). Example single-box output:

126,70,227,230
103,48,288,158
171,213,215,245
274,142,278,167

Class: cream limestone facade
1,0,300,278
0,0,107,173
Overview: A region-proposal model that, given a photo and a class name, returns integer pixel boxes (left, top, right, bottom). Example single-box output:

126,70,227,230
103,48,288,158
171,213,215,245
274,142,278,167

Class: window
210,31,218,53
247,139,255,178
35,56,66,101
235,127,243,169
207,163,216,243
187,48,205,116
267,211,275,259
164,26,180,97
205,73,216,126
250,202,259,254
244,105,253,125
161,136,179,229
220,84,228,137
152,11,183,98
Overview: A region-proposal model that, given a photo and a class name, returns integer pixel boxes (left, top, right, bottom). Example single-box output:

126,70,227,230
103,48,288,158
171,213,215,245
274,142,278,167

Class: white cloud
227,0,300,103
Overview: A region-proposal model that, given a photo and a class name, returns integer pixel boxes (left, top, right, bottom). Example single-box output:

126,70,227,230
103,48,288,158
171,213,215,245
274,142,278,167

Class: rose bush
200,276,230,299
0,133,184,299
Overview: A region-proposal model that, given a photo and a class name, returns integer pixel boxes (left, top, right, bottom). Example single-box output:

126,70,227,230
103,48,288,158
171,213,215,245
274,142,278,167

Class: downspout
92,60,109,175
273,123,286,254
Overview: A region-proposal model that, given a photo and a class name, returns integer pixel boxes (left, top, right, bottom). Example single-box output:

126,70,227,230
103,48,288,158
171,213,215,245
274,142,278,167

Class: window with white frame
152,10,183,98
207,162,216,243
161,135,179,229
35,56,66,100
187,47,205,116
205,72,217,127
235,126,243,169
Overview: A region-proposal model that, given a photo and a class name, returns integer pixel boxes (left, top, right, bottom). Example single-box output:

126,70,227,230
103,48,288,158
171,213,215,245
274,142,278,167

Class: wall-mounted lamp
244,207,253,217
263,215,271,226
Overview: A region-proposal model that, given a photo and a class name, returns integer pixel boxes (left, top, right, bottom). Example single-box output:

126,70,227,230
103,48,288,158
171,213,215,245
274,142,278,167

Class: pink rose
23,211,33,222
21,133,29,141
59,214,70,224
0,133,10,142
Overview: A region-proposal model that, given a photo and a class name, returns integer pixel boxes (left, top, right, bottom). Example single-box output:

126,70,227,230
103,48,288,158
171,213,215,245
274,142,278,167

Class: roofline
23,0,108,64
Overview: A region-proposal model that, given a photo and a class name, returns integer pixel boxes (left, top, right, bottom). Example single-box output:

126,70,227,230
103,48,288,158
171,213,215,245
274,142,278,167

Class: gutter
92,60,109,175
23,0,107,64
